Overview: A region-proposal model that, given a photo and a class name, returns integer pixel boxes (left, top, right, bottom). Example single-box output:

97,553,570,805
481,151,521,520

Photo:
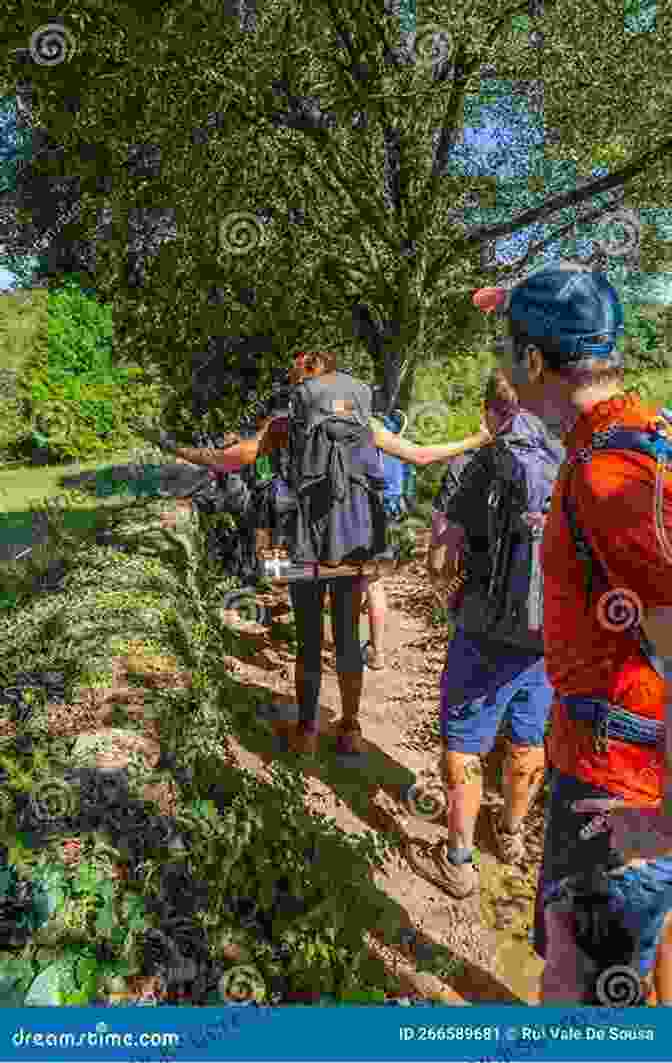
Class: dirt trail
220,529,545,1005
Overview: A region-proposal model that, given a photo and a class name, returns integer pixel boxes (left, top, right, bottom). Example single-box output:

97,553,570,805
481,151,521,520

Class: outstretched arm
372,423,490,466
170,417,278,470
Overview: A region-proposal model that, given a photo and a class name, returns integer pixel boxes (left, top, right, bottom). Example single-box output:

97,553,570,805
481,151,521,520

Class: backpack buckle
593,709,610,754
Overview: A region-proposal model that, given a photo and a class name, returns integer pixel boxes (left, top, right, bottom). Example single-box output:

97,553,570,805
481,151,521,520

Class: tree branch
415,44,478,239
490,197,626,282
423,185,625,295
466,135,672,246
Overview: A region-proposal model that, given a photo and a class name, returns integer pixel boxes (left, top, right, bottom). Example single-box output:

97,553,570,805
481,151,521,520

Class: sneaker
335,722,366,755
405,840,478,899
491,809,526,864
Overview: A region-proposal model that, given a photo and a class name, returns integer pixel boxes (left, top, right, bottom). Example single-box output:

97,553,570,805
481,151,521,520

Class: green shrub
46,279,115,375
9,277,164,463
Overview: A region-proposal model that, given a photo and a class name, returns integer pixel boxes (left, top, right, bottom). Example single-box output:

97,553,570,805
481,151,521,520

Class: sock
445,846,473,866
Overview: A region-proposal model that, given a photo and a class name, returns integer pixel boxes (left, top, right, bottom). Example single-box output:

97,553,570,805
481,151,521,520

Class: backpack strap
483,441,527,627
562,408,672,667
562,466,600,615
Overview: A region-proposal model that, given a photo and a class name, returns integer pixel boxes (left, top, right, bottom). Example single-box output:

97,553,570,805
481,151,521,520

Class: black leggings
288,577,364,727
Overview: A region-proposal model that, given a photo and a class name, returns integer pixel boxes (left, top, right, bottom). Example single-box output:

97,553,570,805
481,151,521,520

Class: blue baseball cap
474,267,625,362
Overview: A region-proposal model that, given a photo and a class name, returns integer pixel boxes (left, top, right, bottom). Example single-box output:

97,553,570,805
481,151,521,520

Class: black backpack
456,419,564,653
190,459,259,584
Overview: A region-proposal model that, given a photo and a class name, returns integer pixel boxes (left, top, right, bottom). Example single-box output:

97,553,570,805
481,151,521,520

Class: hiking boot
405,840,478,899
287,723,319,757
335,722,366,755
491,809,526,864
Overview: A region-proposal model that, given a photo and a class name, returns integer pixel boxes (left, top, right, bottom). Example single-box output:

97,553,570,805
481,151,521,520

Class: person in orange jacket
472,265,672,1005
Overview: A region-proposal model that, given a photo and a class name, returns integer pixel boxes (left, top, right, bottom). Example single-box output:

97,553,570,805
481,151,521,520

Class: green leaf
73,863,101,894
0,977,26,1006
62,988,91,1005
97,880,115,901
0,956,33,1003
76,955,99,990
37,862,67,888
124,894,146,917
24,959,77,1006
95,904,117,935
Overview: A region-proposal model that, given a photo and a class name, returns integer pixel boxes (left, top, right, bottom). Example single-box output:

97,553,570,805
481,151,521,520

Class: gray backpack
284,372,388,565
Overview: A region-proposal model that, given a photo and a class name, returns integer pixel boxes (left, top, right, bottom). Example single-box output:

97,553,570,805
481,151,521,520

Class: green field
0,288,161,548
0,450,162,555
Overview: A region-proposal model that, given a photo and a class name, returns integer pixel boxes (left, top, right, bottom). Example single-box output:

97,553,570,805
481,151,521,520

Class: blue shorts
534,769,672,978
439,627,553,753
